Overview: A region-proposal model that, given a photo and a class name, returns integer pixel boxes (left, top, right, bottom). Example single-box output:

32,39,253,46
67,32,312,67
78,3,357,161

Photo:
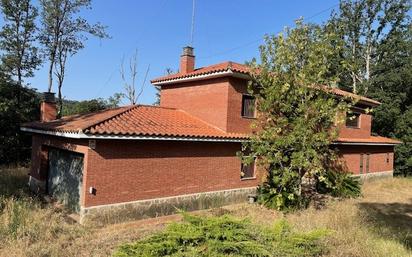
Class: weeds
1,166,411,257
0,167,86,256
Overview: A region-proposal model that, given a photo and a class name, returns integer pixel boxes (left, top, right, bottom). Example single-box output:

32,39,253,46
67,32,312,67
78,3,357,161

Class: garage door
48,148,83,212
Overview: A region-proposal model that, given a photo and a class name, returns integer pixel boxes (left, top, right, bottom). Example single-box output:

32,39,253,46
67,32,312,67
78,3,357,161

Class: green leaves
0,0,41,85
113,214,329,257
245,20,350,211
0,78,40,164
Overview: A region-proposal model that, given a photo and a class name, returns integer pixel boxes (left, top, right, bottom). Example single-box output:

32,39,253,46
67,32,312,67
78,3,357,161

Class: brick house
21,46,400,224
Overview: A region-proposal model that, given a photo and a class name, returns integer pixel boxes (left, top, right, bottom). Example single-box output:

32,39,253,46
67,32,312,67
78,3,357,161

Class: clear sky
26,0,340,105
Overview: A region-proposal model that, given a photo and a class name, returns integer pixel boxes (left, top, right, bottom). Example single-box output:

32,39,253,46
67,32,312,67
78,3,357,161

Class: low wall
80,187,256,225
355,170,393,181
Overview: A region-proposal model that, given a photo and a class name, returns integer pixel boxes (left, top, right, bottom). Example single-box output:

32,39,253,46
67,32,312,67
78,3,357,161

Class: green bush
113,213,329,257
256,170,307,211
317,170,361,198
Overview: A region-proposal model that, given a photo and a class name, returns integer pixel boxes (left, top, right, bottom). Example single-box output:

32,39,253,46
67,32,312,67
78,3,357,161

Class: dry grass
1,167,412,257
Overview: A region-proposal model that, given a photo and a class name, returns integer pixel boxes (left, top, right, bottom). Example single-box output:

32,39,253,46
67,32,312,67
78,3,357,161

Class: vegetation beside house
114,214,329,257
1,166,411,257
0,0,411,256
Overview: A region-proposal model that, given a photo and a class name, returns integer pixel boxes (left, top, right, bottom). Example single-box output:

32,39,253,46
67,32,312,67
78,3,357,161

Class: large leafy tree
330,0,410,94
0,0,41,86
330,0,411,176
242,20,350,210
369,12,412,176
0,76,40,164
39,0,108,113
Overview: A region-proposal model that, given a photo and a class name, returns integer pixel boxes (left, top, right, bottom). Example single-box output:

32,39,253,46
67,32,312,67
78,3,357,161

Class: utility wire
94,0,168,99
198,3,339,60
190,0,196,46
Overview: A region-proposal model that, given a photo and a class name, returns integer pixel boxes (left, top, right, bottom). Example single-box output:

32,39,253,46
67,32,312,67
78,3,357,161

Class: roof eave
332,141,401,146
151,70,250,86
20,127,247,143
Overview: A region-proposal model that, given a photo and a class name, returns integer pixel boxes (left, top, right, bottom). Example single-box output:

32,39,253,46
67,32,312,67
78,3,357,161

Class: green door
48,148,83,212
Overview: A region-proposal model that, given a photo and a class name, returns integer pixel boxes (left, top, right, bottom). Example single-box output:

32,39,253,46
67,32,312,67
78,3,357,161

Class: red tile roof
325,87,380,106
151,61,380,106
22,105,247,140
151,61,249,84
22,105,400,144
336,136,401,145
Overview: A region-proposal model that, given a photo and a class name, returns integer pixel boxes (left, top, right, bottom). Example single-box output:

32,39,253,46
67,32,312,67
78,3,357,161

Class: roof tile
22,105,247,140
150,61,249,83
151,61,380,106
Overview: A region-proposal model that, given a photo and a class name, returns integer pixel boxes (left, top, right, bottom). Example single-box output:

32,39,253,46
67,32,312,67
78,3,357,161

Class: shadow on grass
358,200,412,250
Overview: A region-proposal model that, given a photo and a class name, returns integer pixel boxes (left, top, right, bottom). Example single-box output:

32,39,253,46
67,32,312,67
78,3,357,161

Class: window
242,95,255,118
360,154,364,174
345,112,360,128
366,154,370,173
241,160,255,179
387,153,390,163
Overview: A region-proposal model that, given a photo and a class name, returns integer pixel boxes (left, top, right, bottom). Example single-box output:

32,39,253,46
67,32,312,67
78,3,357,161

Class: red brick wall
40,102,57,122
226,78,254,133
28,134,395,210
338,113,372,138
336,145,394,175
160,77,254,134
160,78,230,131
29,134,90,205
84,140,262,207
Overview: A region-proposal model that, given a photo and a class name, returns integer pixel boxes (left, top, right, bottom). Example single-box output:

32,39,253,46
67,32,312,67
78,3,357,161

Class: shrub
256,170,307,211
317,170,362,198
113,213,329,257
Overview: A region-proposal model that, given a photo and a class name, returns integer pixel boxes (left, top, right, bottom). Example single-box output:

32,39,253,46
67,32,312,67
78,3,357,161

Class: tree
242,20,350,210
60,94,121,116
330,0,411,94
0,0,41,86
154,68,174,105
106,92,123,108
0,76,40,164
39,0,108,113
394,107,412,176
368,8,412,175
120,49,150,105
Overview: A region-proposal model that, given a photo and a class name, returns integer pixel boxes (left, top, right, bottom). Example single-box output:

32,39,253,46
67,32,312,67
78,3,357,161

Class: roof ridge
135,104,178,110
83,104,181,133
83,105,137,133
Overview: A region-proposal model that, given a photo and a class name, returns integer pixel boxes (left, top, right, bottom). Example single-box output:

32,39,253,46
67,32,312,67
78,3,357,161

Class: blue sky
26,0,339,104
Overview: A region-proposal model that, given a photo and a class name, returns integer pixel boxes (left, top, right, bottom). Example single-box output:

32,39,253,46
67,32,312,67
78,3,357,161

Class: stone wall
80,187,256,225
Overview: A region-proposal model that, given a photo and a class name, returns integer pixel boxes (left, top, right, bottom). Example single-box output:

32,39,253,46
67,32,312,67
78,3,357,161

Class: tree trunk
351,71,357,94
48,61,54,92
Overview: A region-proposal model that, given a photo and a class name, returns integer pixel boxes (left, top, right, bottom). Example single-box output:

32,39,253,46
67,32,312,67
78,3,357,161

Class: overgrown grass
114,213,329,257
0,167,86,257
1,166,411,257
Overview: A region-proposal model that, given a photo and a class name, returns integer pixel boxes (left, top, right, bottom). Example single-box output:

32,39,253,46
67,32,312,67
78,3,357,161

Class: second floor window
345,112,360,128
242,95,255,118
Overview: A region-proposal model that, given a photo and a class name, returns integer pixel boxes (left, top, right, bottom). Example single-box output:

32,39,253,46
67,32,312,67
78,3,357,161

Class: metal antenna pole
190,0,196,46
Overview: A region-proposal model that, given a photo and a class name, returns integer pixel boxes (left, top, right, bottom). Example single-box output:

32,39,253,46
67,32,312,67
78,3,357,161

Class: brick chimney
40,92,57,122
180,46,195,74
